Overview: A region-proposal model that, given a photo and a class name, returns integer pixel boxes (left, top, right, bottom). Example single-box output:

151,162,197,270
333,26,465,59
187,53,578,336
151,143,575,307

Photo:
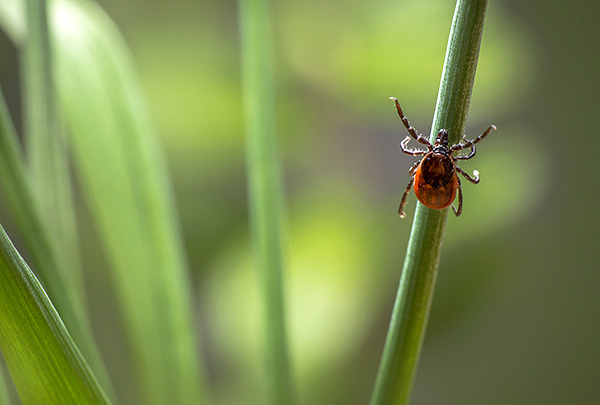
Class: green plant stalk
370,0,489,404
239,0,293,402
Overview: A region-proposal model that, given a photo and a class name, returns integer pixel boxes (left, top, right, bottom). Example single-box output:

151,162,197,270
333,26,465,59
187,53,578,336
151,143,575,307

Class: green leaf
16,0,113,395
49,0,208,403
22,0,82,306
0,83,114,403
0,224,109,404
0,0,209,401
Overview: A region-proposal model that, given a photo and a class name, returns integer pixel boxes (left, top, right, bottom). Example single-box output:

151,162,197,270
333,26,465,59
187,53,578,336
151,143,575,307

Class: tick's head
433,129,450,151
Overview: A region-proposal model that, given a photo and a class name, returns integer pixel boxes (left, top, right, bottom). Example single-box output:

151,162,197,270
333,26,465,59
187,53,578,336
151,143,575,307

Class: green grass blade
370,1,490,404
49,0,208,403
239,0,293,402
17,0,114,394
0,224,109,404
0,87,113,399
22,0,82,303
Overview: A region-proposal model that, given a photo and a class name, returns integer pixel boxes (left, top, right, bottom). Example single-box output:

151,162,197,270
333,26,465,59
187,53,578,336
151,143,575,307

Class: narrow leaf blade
50,0,208,403
0,225,109,405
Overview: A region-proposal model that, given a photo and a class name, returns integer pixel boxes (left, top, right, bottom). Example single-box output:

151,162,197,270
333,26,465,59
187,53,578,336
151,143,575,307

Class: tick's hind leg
408,160,420,176
452,177,463,217
456,166,480,184
398,177,414,218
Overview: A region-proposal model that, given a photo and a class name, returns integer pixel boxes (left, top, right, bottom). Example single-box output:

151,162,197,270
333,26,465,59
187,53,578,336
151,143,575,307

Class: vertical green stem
370,1,489,404
239,0,293,403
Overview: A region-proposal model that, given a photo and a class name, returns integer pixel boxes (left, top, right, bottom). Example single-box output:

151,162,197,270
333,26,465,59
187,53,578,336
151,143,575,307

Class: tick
390,97,496,218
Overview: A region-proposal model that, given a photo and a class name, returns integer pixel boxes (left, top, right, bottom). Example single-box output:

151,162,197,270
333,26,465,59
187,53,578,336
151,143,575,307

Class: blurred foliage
5,0,599,403
185,0,543,401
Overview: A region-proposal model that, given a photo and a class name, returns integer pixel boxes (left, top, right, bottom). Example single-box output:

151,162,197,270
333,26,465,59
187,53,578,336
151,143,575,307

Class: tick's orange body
413,152,459,210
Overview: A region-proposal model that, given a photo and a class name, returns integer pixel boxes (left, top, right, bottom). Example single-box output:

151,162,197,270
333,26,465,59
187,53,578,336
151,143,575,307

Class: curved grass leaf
50,0,208,403
0,0,209,402
0,83,114,401
23,0,83,314
18,0,114,395
0,224,109,404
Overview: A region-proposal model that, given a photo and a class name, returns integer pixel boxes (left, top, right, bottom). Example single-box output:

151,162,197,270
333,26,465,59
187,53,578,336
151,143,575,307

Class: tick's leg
408,160,420,176
471,124,497,145
456,166,480,184
390,97,432,149
451,124,496,158
452,177,463,217
398,177,414,218
454,144,476,160
401,136,428,156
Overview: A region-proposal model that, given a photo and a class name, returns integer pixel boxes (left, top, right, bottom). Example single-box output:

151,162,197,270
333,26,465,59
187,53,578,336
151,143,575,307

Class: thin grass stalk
370,0,490,404
239,0,293,402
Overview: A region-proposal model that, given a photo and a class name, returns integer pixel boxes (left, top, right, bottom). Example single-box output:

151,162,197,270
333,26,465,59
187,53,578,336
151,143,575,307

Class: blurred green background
1,0,599,404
